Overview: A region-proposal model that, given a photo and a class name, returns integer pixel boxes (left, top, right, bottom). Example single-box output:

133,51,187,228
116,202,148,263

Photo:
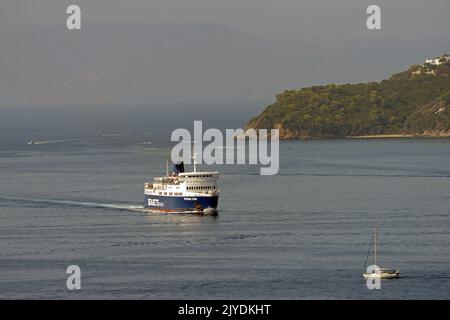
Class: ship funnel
172,161,185,175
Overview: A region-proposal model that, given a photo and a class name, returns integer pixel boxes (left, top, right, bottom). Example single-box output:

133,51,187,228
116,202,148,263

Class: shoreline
274,133,450,140
346,133,450,139
346,134,415,139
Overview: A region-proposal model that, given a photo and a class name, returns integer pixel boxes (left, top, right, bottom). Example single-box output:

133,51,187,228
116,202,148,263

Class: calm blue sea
0,106,449,299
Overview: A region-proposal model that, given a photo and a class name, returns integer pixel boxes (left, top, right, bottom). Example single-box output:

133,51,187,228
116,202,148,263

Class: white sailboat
362,229,400,279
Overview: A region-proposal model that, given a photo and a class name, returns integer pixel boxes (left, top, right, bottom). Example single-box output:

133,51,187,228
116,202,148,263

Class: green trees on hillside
247,63,450,138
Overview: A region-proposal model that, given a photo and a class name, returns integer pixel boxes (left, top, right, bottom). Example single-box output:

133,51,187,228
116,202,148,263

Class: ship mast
193,152,197,173
166,158,169,177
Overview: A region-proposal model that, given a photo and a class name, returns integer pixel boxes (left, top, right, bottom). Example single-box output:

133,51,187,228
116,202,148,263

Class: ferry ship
144,158,219,215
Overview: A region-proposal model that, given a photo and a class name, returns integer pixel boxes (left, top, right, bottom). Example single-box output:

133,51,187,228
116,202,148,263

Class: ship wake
0,196,145,212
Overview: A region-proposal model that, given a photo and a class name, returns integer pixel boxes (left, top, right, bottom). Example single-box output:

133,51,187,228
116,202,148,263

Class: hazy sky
3,0,450,37
1,0,450,107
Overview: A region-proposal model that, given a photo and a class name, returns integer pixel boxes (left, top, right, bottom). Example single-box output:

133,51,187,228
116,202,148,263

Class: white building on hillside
425,55,450,66
425,58,442,65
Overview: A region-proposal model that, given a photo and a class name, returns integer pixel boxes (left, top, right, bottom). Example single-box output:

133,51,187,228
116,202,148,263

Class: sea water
0,106,449,299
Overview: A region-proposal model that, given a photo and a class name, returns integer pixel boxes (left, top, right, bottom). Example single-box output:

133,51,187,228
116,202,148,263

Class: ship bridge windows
187,186,216,191
183,174,215,178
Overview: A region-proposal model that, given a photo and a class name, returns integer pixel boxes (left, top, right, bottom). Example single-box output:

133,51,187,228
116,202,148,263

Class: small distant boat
27,140,34,145
97,133,127,137
362,229,400,279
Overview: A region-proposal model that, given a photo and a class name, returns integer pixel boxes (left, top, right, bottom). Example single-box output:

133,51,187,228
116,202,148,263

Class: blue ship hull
144,194,219,214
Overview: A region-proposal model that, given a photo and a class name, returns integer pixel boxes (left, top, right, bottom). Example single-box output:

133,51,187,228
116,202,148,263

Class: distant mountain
2,20,449,106
246,55,450,139
0,22,282,104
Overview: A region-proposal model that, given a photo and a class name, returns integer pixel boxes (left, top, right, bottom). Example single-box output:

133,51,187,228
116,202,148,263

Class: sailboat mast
374,228,377,266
